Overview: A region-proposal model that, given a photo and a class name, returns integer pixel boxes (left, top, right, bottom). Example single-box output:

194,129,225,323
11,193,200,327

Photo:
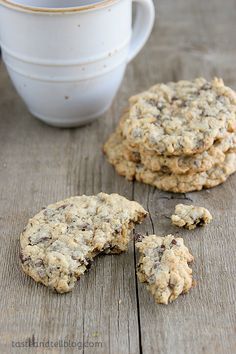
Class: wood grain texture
0,0,235,353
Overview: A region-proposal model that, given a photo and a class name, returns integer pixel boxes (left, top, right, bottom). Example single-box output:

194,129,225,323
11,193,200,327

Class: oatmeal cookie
121,78,236,156
135,152,236,192
104,130,236,192
171,204,212,230
136,234,194,304
122,130,236,175
20,193,147,293
115,110,236,175
137,132,236,174
103,130,138,180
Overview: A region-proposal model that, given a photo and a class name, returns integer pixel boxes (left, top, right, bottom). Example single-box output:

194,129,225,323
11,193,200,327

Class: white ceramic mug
0,0,155,127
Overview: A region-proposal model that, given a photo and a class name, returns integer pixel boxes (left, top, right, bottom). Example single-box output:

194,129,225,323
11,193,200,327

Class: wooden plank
133,0,236,353
0,64,140,354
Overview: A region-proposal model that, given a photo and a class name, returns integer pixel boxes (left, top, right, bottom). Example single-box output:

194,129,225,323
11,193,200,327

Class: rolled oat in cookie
20,193,147,293
121,78,236,156
171,204,212,230
136,234,194,305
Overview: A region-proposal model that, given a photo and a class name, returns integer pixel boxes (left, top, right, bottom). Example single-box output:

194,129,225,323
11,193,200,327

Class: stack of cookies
104,78,236,193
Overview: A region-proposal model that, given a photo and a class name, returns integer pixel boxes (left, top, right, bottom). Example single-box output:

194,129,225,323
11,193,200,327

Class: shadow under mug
0,0,155,127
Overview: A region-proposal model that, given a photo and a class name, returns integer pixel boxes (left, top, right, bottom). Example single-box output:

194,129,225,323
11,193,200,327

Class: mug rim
0,0,119,13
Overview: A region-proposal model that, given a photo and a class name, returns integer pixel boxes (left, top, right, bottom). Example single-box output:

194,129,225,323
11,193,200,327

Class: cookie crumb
171,204,212,230
136,234,194,305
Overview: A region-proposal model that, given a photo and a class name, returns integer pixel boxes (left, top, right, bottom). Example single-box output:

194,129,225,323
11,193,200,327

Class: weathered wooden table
0,0,235,353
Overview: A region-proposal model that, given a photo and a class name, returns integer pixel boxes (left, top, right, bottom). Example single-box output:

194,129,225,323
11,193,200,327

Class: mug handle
128,0,155,62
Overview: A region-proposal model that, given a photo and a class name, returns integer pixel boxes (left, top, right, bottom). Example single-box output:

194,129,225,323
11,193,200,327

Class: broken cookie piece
20,193,147,293
171,204,212,230
136,234,194,305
